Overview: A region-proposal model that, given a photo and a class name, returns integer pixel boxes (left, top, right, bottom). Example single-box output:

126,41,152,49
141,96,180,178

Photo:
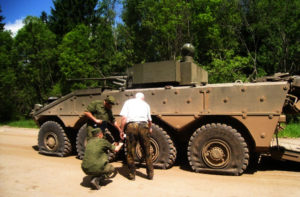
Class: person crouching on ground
81,129,123,190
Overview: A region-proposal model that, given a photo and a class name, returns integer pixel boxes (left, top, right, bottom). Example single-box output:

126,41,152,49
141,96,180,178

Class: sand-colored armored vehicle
32,44,300,175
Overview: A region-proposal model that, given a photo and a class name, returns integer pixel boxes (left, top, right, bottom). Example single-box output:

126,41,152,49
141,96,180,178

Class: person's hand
149,127,152,133
95,119,102,125
120,132,124,140
115,142,124,152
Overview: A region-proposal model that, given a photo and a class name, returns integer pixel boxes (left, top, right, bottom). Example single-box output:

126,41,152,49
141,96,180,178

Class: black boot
128,165,136,180
90,177,101,190
128,172,135,180
147,169,154,180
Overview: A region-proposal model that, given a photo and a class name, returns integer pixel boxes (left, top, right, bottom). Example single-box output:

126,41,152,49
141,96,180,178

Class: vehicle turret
127,44,208,88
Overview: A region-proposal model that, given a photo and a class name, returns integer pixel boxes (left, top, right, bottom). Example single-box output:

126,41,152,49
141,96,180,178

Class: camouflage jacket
81,138,115,175
86,100,115,124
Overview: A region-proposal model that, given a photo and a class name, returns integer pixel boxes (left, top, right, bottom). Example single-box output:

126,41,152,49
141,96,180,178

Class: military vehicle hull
32,80,299,175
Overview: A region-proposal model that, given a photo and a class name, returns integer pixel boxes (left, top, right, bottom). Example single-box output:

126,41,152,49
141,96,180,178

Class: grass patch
278,122,300,138
0,119,38,128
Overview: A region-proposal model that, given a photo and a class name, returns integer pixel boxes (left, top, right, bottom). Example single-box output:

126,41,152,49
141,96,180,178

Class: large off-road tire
188,123,249,175
76,124,116,161
38,121,72,157
126,123,177,169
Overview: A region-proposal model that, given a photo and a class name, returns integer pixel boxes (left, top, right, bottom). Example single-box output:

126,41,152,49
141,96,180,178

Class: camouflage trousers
126,122,153,176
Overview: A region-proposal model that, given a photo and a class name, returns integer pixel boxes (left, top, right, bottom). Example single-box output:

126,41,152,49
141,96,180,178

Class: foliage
13,16,57,116
58,24,98,93
48,0,98,38
56,0,124,94
40,11,48,24
0,31,17,121
238,0,300,78
257,0,300,75
190,0,241,63
0,6,5,31
122,0,191,62
0,8,16,121
205,50,252,83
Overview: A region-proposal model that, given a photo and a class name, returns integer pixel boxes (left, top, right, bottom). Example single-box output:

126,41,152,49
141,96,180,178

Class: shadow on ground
257,156,300,172
81,175,113,190
178,155,300,175
116,164,148,180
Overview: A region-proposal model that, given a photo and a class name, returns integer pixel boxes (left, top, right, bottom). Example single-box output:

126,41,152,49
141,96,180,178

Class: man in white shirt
120,92,153,180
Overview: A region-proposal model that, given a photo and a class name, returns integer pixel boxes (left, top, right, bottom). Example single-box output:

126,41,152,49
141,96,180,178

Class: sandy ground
0,126,300,197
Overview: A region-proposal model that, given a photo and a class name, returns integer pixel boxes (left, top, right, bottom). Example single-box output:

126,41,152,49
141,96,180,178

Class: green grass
278,122,300,138
0,119,38,128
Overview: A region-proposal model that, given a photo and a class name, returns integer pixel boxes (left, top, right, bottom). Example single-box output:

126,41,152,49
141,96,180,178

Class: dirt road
1,126,300,197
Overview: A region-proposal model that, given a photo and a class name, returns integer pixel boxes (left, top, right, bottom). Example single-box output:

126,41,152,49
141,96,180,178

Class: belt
128,121,147,124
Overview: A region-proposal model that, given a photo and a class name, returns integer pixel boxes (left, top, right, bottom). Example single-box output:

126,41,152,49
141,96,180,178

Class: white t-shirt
120,98,152,123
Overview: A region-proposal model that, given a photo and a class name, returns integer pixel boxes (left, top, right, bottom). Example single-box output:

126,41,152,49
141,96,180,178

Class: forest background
0,0,299,122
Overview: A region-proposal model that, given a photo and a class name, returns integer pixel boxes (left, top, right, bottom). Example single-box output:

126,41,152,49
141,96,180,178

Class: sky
1,0,54,35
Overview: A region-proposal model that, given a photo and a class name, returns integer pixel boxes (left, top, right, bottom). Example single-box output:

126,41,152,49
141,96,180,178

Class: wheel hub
209,147,225,160
44,132,58,151
47,137,56,148
202,139,231,168
136,138,159,162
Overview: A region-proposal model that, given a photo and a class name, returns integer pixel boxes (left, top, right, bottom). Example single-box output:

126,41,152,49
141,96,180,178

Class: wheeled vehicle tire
76,124,116,161
38,121,72,157
126,123,177,169
188,123,249,175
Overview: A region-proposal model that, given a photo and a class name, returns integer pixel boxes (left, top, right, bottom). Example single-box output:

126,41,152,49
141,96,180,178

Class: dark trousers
126,122,153,176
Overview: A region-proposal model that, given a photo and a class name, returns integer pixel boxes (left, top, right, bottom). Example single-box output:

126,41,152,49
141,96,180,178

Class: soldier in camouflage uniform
81,130,123,190
84,95,122,141
120,92,154,180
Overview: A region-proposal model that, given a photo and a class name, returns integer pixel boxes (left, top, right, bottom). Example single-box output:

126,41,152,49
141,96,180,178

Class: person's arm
84,111,103,125
119,116,127,140
119,101,129,140
113,121,123,139
148,121,152,133
114,121,122,132
146,103,152,133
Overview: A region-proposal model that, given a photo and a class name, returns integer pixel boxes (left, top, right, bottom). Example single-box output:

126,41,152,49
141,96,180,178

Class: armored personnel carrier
32,44,300,175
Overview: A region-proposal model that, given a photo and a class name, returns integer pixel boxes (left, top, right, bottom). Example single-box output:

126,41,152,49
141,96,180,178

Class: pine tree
0,6,5,32
48,0,98,37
